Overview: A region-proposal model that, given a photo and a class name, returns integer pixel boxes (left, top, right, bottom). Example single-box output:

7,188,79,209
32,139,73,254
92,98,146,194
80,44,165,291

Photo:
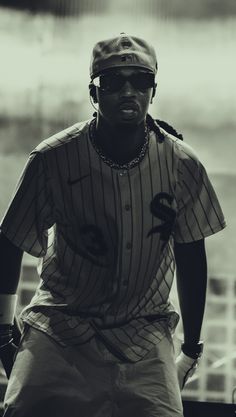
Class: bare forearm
0,232,23,294
174,239,207,344
176,268,207,344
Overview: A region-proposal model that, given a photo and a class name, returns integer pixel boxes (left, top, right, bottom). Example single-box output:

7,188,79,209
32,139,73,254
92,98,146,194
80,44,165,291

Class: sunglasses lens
133,73,155,90
100,75,123,92
98,72,155,93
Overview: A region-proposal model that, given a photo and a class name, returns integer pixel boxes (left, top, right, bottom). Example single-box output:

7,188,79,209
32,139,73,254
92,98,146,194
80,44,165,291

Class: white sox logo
147,192,176,251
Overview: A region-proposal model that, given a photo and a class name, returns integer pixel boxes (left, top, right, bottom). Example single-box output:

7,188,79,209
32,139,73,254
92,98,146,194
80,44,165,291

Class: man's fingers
176,352,199,390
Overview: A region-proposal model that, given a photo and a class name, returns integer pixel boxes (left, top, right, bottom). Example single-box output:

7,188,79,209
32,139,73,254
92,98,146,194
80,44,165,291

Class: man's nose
119,80,136,97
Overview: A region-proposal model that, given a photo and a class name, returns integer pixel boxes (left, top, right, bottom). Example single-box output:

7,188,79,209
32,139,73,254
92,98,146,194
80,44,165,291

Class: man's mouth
119,102,139,111
118,102,139,118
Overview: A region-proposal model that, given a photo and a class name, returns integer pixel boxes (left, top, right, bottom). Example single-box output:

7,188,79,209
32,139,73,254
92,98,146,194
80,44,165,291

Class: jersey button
119,170,127,177
126,242,132,250
125,203,131,211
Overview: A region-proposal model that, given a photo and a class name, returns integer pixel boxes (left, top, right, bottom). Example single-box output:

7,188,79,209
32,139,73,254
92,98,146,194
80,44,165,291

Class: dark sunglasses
93,72,155,93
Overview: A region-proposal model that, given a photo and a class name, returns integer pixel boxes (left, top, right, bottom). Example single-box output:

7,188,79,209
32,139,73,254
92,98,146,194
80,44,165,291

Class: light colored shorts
3,326,183,417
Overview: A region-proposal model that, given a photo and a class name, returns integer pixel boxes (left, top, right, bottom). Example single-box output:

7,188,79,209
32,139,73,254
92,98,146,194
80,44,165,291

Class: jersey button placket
117,169,132,289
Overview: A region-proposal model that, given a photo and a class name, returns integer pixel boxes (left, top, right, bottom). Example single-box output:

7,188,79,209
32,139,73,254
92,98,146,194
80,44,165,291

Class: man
0,34,226,417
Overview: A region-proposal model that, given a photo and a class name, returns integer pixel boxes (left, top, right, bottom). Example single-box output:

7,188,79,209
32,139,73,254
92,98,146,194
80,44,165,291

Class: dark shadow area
0,0,236,18
183,400,236,416
0,0,108,16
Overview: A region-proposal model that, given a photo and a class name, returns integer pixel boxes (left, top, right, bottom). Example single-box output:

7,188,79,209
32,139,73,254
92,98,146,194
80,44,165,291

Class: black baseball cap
90,33,158,79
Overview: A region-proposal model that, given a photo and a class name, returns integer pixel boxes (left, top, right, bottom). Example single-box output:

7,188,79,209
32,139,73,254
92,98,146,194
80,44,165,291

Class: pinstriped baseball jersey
0,119,226,362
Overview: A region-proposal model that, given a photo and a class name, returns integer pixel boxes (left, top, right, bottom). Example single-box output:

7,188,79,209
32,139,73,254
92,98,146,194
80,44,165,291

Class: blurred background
0,0,236,409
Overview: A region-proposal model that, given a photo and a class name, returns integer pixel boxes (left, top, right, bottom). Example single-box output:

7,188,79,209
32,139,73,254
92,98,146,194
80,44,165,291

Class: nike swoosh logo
67,174,90,185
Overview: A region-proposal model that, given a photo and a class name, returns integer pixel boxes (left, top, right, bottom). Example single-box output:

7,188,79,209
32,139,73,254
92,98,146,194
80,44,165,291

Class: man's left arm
174,238,207,389
174,238,207,345
172,141,226,389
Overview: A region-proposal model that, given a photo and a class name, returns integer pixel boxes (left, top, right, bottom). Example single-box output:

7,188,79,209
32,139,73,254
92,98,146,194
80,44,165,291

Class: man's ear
150,83,157,104
152,83,157,99
89,83,98,104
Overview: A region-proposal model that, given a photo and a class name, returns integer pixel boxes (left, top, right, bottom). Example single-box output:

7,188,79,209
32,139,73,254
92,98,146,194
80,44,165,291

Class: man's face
94,67,155,128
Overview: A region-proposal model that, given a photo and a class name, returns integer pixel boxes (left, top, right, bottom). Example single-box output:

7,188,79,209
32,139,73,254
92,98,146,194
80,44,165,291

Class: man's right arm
0,232,23,294
0,231,23,294
0,231,24,378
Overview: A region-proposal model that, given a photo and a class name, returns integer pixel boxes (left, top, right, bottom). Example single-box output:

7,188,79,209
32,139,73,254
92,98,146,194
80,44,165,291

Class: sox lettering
147,192,176,250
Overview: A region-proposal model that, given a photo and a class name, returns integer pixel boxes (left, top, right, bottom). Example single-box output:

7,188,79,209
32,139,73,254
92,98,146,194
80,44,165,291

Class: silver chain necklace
89,118,150,170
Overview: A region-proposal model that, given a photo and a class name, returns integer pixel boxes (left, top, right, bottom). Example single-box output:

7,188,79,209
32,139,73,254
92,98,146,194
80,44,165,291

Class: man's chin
115,115,142,129
115,121,140,132
101,113,144,130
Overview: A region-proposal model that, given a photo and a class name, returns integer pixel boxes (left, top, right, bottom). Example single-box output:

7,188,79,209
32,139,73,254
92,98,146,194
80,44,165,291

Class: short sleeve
173,154,226,243
0,151,54,257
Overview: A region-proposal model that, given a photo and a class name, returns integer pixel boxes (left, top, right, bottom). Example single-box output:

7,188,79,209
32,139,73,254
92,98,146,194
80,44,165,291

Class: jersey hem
174,221,226,243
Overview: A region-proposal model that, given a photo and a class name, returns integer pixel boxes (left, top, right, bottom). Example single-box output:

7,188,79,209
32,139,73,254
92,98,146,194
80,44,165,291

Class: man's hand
176,351,200,390
0,318,22,379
